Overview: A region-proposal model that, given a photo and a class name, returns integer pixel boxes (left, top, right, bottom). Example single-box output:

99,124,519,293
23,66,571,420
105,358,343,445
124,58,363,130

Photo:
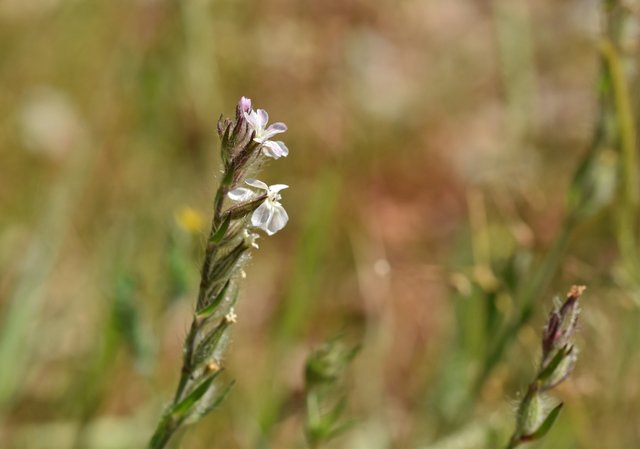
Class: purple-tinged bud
542,311,561,358
557,286,583,344
541,285,584,360
234,96,253,133
239,96,252,113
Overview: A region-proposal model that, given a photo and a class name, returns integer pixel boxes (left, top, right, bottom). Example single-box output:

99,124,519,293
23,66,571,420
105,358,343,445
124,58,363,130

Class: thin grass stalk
600,36,640,291
473,0,632,397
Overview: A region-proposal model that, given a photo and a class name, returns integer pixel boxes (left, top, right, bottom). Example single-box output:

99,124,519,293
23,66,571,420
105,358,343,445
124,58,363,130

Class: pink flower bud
239,96,252,113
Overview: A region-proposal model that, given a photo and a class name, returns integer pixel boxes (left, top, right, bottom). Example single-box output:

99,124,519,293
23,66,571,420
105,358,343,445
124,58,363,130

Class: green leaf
537,346,569,384
193,319,231,368
193,380,236,420
210,215,231,244
196,281,231,320
171,370,222,419
220,125,233,166
326,396,347,424
325,418,356,442
524,402,563,441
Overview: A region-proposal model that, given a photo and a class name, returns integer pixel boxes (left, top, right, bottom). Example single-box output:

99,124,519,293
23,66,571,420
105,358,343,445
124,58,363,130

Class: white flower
225,308,237,324
244,108,289,159
227,179,289,235
243,229,260,249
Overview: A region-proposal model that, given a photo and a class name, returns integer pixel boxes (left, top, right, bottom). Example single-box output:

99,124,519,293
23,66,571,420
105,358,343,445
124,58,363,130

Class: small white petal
269,184,289,193
261,140,283,158
228,187,254,201
245,178,269,190
251,201,273,230
274,141,289,157
260,140,279,158
256,109,269,129
262,140,289,159
262,122,287,140
268,122,287,132
244,111,258,129
266,203,289,235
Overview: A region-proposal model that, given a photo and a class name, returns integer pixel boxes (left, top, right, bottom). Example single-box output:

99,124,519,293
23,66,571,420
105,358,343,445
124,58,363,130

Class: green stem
213,171,233,226
474,213,576,395
174,321,198,404
504,436,520,449
600,39,638,206
149,414,179,449
149,171,233,449
600,38,640,283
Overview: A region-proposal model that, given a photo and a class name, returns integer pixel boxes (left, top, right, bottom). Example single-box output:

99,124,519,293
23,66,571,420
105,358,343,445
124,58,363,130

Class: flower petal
275,141,289,157
269,184,289,193
227,187,254,201
266,203,288,235
245,178,269,190
244,111,258,129
262,140,289,159
251,201,273,230
256,109,269,129
262,122,287,140
268,122,287,132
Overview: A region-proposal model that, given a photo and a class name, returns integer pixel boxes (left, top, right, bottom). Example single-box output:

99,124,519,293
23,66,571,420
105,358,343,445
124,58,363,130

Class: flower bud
541,285,584,360
239,96,252,113
542,346,578,390
234,96,253,128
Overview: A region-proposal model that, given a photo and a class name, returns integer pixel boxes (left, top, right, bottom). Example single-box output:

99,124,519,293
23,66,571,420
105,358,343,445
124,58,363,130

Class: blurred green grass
1,1,639,448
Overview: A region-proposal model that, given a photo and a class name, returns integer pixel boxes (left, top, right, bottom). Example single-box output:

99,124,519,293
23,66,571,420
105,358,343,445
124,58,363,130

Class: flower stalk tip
505,285,586,449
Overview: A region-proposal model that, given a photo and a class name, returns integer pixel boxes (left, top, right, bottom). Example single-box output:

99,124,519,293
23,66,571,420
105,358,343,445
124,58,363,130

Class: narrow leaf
194,380,236,419
193,319,231,368
524,402,563,441
196,281,231,320
171,370,222,418
537,346,569,384
220,125,233,165
210,215,231,244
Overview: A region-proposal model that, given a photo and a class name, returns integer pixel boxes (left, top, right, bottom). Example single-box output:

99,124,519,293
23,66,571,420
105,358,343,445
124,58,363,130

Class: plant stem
148,180,233,448
504,436,520,449
149,414,179,449
473,213,576,396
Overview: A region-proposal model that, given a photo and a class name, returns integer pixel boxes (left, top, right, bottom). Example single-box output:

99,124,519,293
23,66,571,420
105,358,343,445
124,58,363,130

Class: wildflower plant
504,286,585,449
304,339,360,448
148,97,290,449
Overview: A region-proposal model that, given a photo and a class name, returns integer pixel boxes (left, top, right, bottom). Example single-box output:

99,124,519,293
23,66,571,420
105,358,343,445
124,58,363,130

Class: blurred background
1,0,639,448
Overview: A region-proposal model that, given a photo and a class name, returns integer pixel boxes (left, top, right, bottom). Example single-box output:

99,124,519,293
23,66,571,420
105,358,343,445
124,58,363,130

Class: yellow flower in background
175,207,205,234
